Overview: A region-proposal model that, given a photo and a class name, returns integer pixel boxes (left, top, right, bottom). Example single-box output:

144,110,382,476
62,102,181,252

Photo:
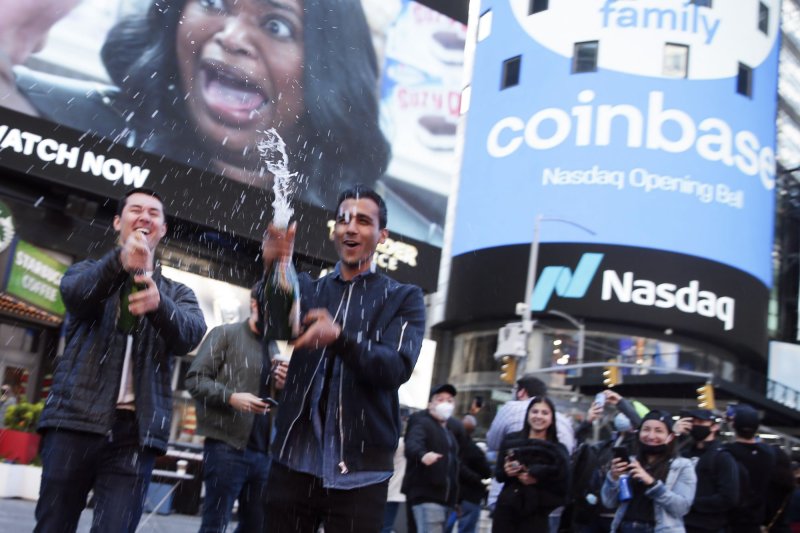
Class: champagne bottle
264,248,301,342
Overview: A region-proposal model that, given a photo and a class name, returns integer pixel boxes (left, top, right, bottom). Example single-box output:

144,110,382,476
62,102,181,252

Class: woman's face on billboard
176,0,305,171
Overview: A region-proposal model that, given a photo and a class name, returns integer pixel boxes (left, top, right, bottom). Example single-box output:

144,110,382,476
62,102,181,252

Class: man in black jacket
676,409,739,533
403,384,461,533
724,404,776,533
34,188,206,533
262,185,426,533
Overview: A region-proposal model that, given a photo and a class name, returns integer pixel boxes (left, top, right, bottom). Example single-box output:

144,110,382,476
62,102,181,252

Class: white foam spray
257,128,297,228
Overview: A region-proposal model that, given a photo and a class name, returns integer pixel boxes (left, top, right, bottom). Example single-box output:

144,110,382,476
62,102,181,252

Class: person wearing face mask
569,394,643,533
603,410,697,533
402,384,461,533
673,409,739,533
185,285,285,533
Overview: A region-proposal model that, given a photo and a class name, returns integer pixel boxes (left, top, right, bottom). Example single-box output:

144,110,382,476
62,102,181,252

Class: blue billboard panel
453,0,780,287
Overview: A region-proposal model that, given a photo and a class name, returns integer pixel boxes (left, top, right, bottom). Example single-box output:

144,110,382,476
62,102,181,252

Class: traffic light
500,356,518,384
602,361,621,388
697,383,716,410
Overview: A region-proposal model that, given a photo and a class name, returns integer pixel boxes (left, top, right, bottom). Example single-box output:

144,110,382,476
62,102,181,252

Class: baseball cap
429,383,457,399
732,404,760,431
641,410,674,432
679,408,715,421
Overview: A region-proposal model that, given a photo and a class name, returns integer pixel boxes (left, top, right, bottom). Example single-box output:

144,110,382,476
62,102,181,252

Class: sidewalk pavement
0,498,204,532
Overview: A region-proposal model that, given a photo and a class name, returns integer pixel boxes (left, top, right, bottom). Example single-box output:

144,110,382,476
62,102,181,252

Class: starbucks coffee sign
5,240,68,317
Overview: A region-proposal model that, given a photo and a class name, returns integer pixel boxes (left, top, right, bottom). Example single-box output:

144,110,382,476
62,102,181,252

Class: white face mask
434,401,455,421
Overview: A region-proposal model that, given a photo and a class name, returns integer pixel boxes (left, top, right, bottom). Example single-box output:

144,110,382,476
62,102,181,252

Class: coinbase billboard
448,0,780,357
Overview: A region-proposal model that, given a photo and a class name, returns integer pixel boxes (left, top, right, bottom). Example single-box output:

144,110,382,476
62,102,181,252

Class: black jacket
459,436,491,504
403,411,460,507
495,432,570,518
683,440,740,531
269,267,426,473
38,249,206,453
724,441,777,530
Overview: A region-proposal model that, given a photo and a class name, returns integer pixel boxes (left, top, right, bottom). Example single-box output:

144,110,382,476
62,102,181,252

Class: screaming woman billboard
0,0,466,291
448,0,781,359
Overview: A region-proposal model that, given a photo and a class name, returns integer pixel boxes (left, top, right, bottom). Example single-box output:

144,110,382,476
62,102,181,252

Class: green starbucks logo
0,200,15,254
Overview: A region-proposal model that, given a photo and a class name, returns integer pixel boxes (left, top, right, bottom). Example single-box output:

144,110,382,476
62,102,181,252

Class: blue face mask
614,413,632,433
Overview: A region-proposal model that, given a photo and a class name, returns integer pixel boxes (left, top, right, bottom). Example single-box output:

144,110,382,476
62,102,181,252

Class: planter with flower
0,400,44,499
0,400,43,464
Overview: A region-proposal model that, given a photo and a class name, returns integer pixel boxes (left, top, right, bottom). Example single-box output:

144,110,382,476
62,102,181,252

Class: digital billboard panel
448,1,780,356
454,0,780,288
0,0,465,277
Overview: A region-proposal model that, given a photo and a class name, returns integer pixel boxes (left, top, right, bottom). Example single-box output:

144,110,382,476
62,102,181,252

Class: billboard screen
0,0,465,282
447,1,780,357
453,0,780,288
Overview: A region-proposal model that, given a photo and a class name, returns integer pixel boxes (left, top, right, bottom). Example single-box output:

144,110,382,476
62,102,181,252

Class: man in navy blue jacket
261,185,426,533
35,188,206,533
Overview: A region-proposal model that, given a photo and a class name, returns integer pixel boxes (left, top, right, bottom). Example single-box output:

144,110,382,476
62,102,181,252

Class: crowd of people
13,183,800,533
391,375,800,533
32,184,430,533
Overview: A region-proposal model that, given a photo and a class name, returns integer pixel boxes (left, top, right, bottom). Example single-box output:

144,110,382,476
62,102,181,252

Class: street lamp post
518,215,596,376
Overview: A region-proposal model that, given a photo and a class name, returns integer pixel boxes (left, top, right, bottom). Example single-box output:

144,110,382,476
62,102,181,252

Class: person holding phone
602,410,697,533
493,396,570,533
186,285,284,533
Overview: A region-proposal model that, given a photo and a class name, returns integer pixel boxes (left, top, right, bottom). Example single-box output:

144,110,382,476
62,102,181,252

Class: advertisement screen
0,0,464,250
454,0,780,287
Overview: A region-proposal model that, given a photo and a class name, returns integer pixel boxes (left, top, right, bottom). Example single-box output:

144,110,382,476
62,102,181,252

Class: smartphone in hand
612,446,629,465
594,392,606,407
506,450,521,470
261,397,279,408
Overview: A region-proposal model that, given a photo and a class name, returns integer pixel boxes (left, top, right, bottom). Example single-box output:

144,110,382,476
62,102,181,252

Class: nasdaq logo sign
530,253,604,311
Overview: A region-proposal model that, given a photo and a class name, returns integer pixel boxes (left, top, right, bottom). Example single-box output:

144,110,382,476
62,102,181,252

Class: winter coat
186,320,265,450
38,248,206,453
270,266,426,473
602,456,697,533
403,411,460,507
494,432,570,521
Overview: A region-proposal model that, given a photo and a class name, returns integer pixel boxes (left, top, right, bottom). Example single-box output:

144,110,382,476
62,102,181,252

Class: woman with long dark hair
493,396,570,533
602,410,697,533
100,0,389,206
17,0,389,207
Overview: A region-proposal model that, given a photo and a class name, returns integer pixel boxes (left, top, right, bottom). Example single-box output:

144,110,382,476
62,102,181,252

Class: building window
759,2,769,34
691,0,712,7
572,41,599,73
501,56,522,89
529,0,548,15
663,43,689,78
477,10,493,41
737,63,753,97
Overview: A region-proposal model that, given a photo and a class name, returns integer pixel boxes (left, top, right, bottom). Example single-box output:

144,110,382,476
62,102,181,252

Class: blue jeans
456,501,481,533
34,412,157,533
445,501,482,533
382,501,401,533
413,502,449,533
199,439,271,533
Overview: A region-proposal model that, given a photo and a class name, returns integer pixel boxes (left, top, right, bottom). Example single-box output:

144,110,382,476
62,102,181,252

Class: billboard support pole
519,216,596,378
